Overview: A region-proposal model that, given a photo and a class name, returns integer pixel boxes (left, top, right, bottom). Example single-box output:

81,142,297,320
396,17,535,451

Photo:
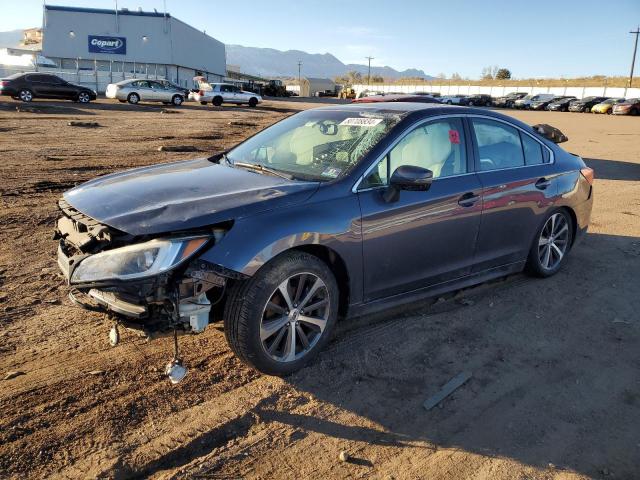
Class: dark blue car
55,103,594,377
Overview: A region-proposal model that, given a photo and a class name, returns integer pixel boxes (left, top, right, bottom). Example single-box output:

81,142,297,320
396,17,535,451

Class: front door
357,117,483,301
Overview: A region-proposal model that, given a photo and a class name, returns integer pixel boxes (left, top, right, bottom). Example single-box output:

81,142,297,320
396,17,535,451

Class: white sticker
339,117,383,127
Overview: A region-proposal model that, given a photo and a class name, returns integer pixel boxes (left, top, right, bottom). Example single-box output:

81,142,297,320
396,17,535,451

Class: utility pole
629,26,640,88
365,56,374,85
297,61,302,83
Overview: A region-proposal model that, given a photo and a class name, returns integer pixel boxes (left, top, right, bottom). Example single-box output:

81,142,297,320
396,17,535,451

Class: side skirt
347,261,526,318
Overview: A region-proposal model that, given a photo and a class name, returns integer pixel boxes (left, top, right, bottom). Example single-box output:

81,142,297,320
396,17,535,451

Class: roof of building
45,5,171,18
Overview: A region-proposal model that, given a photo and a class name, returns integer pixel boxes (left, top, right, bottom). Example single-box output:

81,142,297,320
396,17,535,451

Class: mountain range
226,45,431,80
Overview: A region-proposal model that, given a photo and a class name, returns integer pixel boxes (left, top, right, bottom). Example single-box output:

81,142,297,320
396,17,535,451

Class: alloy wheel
538,213,569,270
78,92,90,103
19,90,33,102
260,272,330,362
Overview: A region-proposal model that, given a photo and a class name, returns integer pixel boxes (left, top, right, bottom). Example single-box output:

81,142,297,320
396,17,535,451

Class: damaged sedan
55,103,593,380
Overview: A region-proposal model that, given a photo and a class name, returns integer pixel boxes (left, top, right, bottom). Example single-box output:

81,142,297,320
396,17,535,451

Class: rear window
521,133,545,165
3,73,24,80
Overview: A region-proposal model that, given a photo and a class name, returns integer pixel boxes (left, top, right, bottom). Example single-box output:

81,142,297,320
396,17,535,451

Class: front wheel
127,92,140,104
19,89,33,102
224,251,339,375
77,92,91,103
526,210,573,278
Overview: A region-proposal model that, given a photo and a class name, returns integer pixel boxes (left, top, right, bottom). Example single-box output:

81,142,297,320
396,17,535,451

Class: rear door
357,116,483,301
134,81,153,101
469,116,556,271
149,81,168,102
26,74,57,98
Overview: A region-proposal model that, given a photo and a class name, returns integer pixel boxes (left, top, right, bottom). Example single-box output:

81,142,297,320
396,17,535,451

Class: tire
224,251,339,375
118,99,127,103
525,209,573,278
446,100,452,105
18,89,33,102
248,97,258,108
212,96,223,107
77,91,91,103
127,93,140,104
171,95,183,106
200,101,207,105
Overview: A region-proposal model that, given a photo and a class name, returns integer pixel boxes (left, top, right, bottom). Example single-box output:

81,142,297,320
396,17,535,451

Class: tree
450,72,462,80
495,68,512,79
371,75,384,83
481,66,493,80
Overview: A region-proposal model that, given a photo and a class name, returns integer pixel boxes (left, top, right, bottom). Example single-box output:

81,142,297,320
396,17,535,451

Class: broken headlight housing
71,237,209,283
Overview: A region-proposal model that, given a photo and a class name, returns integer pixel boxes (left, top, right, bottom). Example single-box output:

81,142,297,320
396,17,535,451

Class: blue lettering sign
88,35,126,55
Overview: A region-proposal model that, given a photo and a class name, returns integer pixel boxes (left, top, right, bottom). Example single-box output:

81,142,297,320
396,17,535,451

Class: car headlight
71,237,209,283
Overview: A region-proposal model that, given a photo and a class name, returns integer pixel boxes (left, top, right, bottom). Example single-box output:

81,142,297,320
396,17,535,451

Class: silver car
105,79,186,106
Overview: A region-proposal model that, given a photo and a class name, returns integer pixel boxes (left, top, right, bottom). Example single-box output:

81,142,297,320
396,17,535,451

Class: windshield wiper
232,161,293,180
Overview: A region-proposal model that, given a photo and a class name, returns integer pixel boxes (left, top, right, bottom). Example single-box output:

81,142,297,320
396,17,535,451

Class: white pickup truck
189,78,262,107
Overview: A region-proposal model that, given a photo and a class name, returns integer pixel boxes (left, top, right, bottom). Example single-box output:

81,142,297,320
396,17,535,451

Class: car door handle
458,192,480,207
535,178,551,190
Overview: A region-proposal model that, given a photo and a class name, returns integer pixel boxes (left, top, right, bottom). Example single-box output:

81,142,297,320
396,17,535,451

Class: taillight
0,81,8,87
199,89,205,96
581,167,594,185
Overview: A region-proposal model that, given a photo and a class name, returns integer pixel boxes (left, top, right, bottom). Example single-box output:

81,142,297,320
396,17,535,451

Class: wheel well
291,245,350,318
558,206,578,247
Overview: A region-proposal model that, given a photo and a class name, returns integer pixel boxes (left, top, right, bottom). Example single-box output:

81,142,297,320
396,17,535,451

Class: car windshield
226,109,404,181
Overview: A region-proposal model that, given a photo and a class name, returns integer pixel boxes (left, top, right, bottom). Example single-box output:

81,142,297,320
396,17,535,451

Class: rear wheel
212,96,223,107
171,95,183,106
526,210,573,278
200,101,207,105
224,251,339,375
18,89,33,102
127,92,140,104
248,97,258,107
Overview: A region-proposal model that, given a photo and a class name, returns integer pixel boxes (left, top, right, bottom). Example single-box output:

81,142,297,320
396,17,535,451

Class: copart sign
88,35,126,55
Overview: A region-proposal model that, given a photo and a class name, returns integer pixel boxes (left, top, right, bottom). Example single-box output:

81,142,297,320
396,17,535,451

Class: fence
352,83,640,99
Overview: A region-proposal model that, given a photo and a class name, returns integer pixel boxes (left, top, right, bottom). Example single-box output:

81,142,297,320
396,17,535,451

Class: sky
1,0,639,78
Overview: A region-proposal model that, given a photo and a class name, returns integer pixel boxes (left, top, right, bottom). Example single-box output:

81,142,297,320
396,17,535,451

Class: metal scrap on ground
423,371,473,410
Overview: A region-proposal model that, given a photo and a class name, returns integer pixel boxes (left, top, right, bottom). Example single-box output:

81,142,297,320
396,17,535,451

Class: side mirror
383,165,433,202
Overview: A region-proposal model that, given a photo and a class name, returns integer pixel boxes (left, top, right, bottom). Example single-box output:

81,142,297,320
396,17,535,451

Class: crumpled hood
64,158,319,235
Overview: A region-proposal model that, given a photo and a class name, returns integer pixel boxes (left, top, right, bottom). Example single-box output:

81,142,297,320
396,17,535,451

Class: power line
629,26,639,88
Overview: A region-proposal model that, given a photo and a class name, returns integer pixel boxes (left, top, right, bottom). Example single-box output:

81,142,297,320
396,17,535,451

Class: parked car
568,96,608,113
493,92,528,108
514,93,555,109
189,79,262,107
0,72,96,103
54,102,593,378
530,96,575,111
440,94,469,105
105,79,186,105
591,98,626,114
467,94,493,106
612,98,640,115
547,96,577,112
352,94,441,104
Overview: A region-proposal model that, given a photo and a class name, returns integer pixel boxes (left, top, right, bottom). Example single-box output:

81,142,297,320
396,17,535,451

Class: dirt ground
0,97,638,480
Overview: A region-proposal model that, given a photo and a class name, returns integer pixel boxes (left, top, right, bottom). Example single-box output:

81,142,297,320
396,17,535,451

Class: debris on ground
67,121,100,128
3,371,25,381
228,121,258,127
339,451,350,462
157,145,199,152
423,371,473,411
88,370,105,376
160,109,180,114
457,298,475,306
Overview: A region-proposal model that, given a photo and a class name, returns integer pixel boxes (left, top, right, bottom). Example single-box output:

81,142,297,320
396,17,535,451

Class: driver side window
360,118,467,189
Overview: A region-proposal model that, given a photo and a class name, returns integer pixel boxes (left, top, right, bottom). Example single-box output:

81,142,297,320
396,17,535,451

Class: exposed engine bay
54,198,242,381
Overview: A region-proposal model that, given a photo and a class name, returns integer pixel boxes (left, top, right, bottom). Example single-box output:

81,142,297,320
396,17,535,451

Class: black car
493,92,528,108
548,96,578,112
568,96,608,113
530,96,575,111
54,103,594,378
467,94,493,106
0,72,97,103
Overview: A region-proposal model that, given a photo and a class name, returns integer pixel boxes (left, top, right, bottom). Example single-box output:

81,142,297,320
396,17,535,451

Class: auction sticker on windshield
339,117,383,127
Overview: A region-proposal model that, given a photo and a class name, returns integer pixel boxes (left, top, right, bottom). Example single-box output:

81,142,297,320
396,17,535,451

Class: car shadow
583,157,640,181
270,232,640,477
0,101,95,115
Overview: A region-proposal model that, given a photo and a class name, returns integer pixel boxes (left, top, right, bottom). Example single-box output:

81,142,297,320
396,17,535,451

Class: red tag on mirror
449,130,460,144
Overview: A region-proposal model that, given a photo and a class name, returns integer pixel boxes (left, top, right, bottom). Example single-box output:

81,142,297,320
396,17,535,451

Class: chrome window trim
351,113,555,193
